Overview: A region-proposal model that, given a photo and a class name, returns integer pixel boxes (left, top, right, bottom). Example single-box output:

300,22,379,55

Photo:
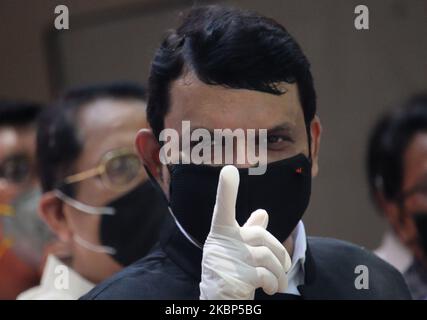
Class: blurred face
44,98,148,283
392,132,427,264
0,125,37,207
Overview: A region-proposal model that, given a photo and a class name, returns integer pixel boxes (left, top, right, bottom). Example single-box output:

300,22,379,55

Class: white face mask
54,189,116,255
2,187,54,267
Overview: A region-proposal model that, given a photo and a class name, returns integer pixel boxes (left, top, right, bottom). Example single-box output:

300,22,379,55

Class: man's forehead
0,127,18,144
186,122,296,136
70,100,146,169
0,126,35,152
166,74,302,131
404,132,427,181
79,98,146,133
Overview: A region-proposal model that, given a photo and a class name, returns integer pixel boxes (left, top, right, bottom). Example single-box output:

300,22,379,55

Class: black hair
0,101,42,126
147,5,316,140
367,93,427,203
36,82,146,193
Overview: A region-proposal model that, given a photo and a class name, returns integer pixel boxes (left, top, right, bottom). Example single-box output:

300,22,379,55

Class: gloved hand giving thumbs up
199,165,292,300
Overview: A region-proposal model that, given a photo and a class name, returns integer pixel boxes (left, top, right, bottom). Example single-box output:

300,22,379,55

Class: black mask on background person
168,153,312,247
100,181,169,266
56,181,168,266
413,213,427,257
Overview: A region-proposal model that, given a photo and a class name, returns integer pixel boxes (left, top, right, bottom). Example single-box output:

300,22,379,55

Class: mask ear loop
73,234,117,255
142,164,169,204
143,164,204,249
54,190,115,215
53,190,117,255
167,206,203,249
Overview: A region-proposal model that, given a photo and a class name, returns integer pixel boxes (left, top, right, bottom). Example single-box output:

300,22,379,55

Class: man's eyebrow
266,122,294,132
189,123,294,134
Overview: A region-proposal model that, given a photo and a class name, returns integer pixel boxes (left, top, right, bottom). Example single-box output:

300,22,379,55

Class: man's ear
136,129,169,195
310,116,322,177
39,192,72,243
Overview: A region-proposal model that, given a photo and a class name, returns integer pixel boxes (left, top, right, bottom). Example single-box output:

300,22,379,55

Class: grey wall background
1,0,426,249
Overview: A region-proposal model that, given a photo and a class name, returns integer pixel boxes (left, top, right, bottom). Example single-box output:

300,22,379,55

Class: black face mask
414,213,427,256
100,181,169,266
168,153,312,247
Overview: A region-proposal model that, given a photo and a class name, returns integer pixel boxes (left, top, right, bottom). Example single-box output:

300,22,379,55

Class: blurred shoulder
81,246,197,300
307,236,412,299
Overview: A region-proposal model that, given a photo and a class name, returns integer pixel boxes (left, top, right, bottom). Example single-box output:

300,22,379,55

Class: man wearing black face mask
369,94,427,300
18,83,169,300
82,5,410,300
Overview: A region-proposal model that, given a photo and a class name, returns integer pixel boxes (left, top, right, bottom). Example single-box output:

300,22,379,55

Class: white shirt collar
281,220,307,295
17,255,94,300
374,228,414,273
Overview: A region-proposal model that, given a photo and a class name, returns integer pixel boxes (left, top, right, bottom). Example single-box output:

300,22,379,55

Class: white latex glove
199,165,292,300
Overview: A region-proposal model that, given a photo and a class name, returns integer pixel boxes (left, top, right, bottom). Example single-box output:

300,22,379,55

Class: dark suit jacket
81,218,411,300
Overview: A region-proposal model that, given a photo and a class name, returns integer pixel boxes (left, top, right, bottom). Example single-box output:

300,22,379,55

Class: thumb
244,209,269,229
211,165,239,228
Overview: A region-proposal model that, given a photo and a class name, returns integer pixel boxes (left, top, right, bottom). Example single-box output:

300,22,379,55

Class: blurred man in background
368,94,427,299
18,83,169,299
0,101,53,299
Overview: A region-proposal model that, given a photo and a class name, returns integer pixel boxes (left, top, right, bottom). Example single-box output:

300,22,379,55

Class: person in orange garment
0,100,53,299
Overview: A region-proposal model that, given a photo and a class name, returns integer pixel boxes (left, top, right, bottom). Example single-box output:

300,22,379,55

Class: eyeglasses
61,148,143,192
0,154,32,185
